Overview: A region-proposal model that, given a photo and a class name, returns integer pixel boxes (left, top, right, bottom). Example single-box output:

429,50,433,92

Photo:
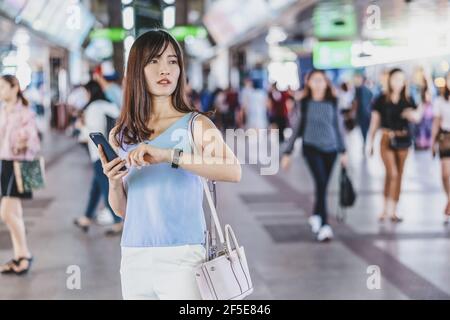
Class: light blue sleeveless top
118,112,206,247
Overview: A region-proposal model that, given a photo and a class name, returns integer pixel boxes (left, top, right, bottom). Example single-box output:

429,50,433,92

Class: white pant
120,244,206,300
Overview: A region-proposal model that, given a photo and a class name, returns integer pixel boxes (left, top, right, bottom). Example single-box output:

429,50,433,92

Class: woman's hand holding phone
98,145,129,187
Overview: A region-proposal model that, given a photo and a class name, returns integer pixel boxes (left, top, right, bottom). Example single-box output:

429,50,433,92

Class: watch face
172,148,182,168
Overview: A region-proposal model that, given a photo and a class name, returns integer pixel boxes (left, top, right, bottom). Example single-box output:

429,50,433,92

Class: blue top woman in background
98,29,241,300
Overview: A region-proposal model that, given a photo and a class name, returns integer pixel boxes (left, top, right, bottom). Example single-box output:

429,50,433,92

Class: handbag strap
188,112,226,246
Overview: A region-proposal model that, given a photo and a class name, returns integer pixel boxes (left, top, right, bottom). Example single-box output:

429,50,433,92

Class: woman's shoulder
373,93,386,103
372,94,386,109
17,105,36,120
434,96,448,108
192,112,214,128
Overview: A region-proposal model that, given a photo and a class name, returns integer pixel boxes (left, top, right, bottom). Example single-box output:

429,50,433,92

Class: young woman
0,75,41,275
73,80,123,236
99,29,241,299
367,68,421,222
281,70,347,242
431,72,450,224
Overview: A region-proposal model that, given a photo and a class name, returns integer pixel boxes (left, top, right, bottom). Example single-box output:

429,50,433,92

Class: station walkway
1,128,450,299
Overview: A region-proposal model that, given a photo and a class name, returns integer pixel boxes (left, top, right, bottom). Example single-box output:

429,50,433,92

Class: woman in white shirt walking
73,80,122,235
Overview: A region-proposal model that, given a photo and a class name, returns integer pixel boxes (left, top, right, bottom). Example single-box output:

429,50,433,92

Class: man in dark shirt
352,73,373,149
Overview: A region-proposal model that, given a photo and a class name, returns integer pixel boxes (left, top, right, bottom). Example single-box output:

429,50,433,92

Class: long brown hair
301,69,337,105
0,74,29,106
115,28,197,148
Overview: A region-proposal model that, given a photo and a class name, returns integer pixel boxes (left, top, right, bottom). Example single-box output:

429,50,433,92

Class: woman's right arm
97,131,128,218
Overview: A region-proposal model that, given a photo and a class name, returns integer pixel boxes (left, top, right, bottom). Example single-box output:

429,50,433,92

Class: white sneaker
317,225,334,242
96,207,114,226
308,215,322,234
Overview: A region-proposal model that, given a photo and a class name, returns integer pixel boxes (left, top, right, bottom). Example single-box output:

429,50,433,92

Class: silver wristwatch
171,148,183,169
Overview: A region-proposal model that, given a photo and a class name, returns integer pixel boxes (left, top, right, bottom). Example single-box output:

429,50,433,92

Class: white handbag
188,112,254,300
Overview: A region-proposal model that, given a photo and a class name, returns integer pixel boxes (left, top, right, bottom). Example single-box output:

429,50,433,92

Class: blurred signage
0,0,27,17
0,0,95,50
90,28,126,42
170,26,207,41
203,0,270,45
313,41,352,69
313,3,357,39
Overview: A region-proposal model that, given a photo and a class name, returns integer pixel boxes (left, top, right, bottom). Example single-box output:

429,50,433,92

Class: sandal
0,259,19,274
391,215,404,223
444,208,450,225
12,257,33,276
378,213,387,222
74,217,91,233
105,223,123,237
445,202,450,215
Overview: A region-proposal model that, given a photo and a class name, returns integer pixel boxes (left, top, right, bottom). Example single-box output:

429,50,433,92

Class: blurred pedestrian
281,70,347,242
224,86,240,129
0,75,41,275
185,79,201,111
93,61,123,109
73,80,123,236
199,85,213,113
268,82,289,143
213,88,227,131
415,87,434,150
240,78,268,131
431,72,450,224
367,68,421,223
352,73,373,150
338,82,356,131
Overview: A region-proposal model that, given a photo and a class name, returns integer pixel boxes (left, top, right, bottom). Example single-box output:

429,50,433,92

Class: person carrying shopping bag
281,70,348,242
0,75,41,275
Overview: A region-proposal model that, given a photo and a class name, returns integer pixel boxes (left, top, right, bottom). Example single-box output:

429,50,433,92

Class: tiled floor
0,129,449,299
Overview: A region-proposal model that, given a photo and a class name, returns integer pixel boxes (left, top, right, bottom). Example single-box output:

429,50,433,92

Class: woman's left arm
334,106,347,153
127,115,242,182
177,114,241,182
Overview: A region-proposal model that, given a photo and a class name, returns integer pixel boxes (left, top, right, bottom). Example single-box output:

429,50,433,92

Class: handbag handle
188,112,226,246
225,224,243,260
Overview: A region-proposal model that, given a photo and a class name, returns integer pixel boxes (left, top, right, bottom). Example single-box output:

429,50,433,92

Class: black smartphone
89,132,127,171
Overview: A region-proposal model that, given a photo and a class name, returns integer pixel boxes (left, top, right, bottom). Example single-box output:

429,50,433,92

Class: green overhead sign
313,41,353,69
313,4,357,39
89,28,126,42
169,26,208,41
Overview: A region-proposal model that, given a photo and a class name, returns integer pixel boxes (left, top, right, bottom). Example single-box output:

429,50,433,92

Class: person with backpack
281,70,347,242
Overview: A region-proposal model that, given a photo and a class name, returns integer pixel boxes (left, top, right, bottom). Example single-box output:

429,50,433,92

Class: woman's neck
4,98,18,112
150,95,177,119
390,92,401,103
311,92,325,101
